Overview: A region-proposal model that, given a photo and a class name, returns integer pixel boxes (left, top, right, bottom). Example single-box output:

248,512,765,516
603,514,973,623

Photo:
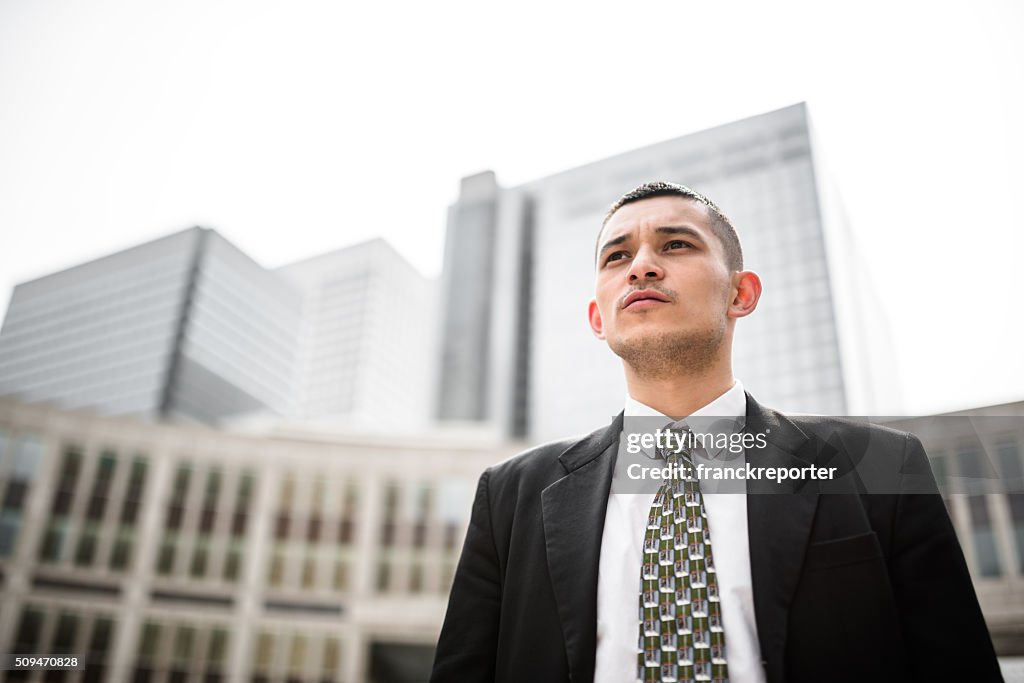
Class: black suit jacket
430,393,1002,682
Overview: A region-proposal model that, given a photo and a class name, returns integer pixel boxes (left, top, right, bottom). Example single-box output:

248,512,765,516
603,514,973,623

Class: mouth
622,289,671,310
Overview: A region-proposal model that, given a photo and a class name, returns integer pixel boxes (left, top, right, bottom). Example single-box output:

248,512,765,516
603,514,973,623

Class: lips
622,289,671,309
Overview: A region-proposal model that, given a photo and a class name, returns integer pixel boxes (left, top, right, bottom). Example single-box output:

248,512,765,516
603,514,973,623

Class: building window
960,445,1003,577
967,494,1002,577
276,476,294,541
85,452,117,521
224,541,242,582
109,529,133,571
11,436,44,483
139,622,160,659
1,435,45,556
301,555,316,589
381,482,399,547
323,637,342,679
997,440,1024,573
39,520,69,563
166,465,192,531
157,536,177,575
412,482,432,549
74,524,100,567
338,518,354,545
51,611,80,655
410,561,424,593
12,605,45,655
120,458,148,526
190,540,209,578
268,551,285,587
199,468,221,534
307,514,322,543
412,521,428,548
275,513,290,541
253,631,275,678
206,628,228,681
133,622,161,682
338,482,358,546
333,559,349,592
231,472,254,537
35,445,84,563
288,635,307,680
169,625,195,683
376,560,391,592
443,523,459,551
51,446,83,516
83,616,114,683
0,509,21,557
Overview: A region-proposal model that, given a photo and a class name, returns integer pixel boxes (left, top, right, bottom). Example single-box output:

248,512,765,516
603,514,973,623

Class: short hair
596,181,743,271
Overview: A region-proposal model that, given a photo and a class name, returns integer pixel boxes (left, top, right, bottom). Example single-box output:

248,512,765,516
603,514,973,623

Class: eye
605,250,629,264
665,239,693,250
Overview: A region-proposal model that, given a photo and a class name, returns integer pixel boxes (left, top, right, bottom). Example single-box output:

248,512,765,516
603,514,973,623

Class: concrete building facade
0,397,508,682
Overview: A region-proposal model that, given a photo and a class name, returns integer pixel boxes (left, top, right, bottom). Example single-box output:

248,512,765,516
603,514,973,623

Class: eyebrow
597,225,706,259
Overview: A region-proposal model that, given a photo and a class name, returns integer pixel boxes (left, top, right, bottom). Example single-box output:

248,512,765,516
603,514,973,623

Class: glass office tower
438,103,900,441
0,227,300,425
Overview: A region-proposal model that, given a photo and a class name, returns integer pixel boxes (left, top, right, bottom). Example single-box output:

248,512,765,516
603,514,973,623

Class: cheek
691,273,733,310
595,284,617,314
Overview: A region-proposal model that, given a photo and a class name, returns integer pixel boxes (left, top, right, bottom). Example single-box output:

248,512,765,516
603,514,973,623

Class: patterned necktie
638,425,728,683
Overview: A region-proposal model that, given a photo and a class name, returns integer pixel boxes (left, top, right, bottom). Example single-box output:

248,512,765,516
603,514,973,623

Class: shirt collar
623,380,746,460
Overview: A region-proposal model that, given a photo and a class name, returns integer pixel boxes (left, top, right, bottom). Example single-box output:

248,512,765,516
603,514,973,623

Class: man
430,181,1001,682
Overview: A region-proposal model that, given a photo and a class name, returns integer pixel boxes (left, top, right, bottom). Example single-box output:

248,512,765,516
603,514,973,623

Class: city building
276,239,436,432
436,103,901,442
434,172,500,424
884,403,1024,656
0,396,510,682
1,397,1024,681
0,228,301,426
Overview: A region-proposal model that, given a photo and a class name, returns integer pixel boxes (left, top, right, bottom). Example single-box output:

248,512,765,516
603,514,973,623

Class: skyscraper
0,227,301,424
434,172,500,423
276,238,436,431
438,103,899,441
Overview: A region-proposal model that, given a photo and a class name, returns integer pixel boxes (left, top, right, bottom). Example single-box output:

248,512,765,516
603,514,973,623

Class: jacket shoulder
486,433,585,484
484,418,616,490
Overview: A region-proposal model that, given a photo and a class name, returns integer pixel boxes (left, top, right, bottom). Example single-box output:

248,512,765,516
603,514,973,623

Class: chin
607,323,726,375
612,324,689,345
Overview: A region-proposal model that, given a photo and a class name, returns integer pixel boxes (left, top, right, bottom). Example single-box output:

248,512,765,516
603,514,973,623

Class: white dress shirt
594,380,766,683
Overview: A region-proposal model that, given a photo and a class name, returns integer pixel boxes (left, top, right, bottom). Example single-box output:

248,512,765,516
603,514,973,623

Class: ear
588,298,606,339
728,271,762,319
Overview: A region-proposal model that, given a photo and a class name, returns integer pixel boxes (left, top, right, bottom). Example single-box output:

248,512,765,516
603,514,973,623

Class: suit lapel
541,413,622,683
744,392,820,683
539,396,821,683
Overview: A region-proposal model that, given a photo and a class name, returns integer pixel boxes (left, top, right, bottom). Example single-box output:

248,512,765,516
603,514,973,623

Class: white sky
1,0,1022,415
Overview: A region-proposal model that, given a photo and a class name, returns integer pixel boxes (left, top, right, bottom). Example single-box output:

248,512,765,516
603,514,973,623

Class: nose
626,245,664,283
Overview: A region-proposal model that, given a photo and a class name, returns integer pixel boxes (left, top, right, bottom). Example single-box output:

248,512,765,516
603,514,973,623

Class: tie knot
657,423,695,464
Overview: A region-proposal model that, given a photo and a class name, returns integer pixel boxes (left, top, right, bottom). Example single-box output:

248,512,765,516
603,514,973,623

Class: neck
624,361,735,419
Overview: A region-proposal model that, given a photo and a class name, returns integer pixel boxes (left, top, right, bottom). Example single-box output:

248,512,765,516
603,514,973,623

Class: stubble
608,317,727,381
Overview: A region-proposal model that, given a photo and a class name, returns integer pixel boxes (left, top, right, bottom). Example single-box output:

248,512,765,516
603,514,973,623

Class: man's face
588,196,736,362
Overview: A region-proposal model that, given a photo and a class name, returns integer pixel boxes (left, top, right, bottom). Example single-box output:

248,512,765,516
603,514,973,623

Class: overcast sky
1,0,1021,415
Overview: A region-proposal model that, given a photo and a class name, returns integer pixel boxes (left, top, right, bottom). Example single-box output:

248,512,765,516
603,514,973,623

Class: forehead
599,195,718,244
